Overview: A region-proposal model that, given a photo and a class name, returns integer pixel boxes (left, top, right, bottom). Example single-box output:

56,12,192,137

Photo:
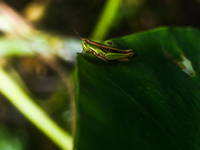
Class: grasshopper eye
83,40,87,46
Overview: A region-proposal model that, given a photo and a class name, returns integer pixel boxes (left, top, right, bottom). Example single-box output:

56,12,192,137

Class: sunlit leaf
75,27,200,149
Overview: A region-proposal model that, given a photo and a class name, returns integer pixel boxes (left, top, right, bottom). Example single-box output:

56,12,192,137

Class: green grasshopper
74,30,137,65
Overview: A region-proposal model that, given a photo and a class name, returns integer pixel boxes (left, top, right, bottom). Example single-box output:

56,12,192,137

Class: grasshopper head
81,38,88,47
81,38,88,43
81,38,91,52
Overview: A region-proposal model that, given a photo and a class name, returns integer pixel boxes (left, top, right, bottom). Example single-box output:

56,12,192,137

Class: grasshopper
74,30,137,64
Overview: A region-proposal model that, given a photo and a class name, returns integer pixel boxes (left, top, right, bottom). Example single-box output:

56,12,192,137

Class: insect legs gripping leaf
74,30,138,71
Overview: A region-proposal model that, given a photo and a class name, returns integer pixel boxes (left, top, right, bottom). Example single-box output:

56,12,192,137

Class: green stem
0,67,72,150
90,0,122,41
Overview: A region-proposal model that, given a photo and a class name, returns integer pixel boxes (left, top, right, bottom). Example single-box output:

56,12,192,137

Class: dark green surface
75,27,200,150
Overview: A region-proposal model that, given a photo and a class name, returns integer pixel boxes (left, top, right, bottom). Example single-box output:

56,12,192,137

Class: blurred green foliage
1,0,200,150
0,125,28,150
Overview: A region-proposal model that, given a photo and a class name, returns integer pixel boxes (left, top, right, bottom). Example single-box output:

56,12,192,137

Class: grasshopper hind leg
118,57,130,62
92,52,107,63
93,52,110,73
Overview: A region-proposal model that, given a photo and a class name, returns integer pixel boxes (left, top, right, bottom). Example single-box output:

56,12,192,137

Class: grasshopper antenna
73,29,82,39
73,29,84,54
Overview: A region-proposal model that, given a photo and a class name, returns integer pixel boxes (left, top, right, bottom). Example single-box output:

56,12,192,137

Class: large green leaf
75,27,200,150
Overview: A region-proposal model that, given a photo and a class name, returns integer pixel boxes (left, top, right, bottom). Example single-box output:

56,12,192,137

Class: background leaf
75,27,200,150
